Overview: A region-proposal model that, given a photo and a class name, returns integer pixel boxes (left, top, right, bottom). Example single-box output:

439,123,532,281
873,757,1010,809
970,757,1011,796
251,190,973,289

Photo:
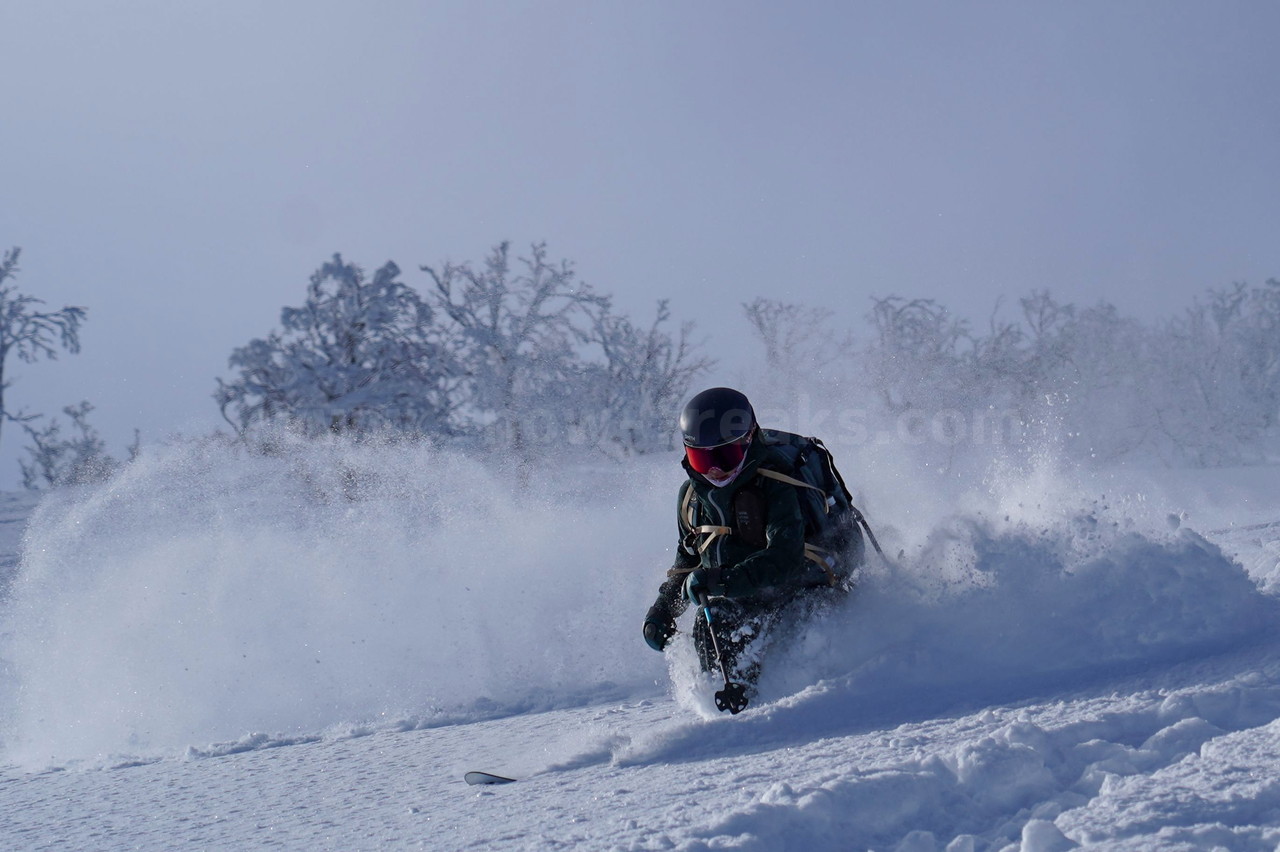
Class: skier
642,386,862,693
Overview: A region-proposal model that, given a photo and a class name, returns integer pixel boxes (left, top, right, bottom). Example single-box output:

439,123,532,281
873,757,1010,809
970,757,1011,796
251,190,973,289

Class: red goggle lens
685,440,747,475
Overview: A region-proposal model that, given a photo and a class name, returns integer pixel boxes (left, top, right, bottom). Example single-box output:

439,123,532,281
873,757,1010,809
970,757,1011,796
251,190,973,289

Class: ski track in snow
2,444,1280,851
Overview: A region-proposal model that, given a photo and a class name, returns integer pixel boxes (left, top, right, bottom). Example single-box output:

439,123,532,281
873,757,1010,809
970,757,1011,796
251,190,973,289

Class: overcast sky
2,0,1278,484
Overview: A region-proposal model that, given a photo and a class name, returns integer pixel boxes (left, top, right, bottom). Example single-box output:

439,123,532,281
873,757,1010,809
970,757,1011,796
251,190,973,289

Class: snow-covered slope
2,438,1279,850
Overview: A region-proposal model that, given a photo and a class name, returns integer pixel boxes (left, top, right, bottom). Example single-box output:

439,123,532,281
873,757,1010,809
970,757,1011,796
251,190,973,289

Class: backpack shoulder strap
678,480,732,555
679,480,697,534
756,467,830,514
809,436,854,503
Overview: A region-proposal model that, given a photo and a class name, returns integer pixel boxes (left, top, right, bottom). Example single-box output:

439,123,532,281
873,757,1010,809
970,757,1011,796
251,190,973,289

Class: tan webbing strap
757,468,830,514
803,543,839,586
693,525,733,553
680,486,729,555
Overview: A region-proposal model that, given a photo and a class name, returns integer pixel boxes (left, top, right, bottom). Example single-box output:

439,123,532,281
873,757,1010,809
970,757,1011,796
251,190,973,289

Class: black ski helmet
679,387,756,448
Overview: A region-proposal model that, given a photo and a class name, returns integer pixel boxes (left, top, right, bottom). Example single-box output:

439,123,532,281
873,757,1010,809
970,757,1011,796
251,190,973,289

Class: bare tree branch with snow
0,247,88,445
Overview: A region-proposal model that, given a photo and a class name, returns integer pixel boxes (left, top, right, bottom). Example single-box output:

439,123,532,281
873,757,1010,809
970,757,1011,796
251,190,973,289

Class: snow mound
622,670,1280,851
776,509,1275,698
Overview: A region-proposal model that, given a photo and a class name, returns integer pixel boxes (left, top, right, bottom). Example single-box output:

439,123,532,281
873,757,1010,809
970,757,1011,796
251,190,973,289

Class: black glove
683,566,725,604
643,605,677,652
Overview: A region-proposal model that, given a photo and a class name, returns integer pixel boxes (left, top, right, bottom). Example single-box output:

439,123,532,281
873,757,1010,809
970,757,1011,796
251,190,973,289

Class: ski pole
851,506,897,572
698,592,749,714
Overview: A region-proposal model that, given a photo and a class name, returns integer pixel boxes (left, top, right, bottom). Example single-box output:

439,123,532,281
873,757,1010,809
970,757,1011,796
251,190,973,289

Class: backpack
755,429,855,539
680,429,871,585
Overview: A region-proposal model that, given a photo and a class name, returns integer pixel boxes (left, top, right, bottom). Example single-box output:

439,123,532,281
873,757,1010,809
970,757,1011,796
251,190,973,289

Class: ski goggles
684,437,749,475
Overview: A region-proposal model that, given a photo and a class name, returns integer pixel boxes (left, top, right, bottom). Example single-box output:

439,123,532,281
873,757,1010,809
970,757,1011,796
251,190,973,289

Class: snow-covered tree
217,255,458,438
1008,292,1151,461
865,296,977,416
586,300,713,456
742,298,854,407
421,242,611,467
19,401,123,489
1149,280,1280,465
421,242,714,466
0,247,87,444
857,283,1280,467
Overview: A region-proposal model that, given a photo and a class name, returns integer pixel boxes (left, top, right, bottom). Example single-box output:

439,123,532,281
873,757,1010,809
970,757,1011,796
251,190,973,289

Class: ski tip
464,771,517,786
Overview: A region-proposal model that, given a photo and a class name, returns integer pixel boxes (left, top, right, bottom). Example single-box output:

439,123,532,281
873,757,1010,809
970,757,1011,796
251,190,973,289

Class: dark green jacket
652,438,826,617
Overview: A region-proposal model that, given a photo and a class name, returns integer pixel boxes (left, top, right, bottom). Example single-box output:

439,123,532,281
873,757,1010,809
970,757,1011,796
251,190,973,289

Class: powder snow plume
0,435,677,766
3,430,1275,770
662,449,1279,734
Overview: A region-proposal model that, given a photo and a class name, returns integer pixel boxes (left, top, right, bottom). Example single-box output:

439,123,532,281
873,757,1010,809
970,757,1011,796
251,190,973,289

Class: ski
464,771,516,786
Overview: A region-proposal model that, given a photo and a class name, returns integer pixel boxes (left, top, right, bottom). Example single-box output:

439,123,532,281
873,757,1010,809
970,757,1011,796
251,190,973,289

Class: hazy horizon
3,0,1278,486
